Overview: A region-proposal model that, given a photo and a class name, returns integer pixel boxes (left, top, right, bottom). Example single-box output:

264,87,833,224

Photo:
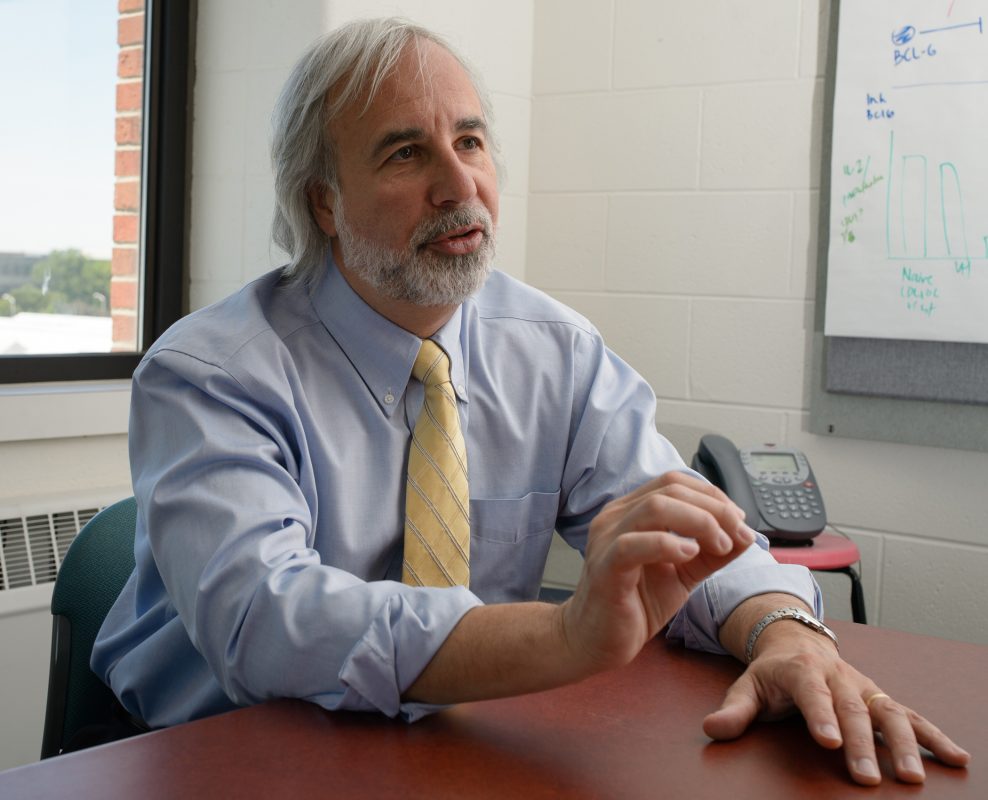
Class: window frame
0,0,194,384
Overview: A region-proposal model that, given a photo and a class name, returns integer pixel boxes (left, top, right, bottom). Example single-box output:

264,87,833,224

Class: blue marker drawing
919,16,984,35
892,79,988,89
892,25,917,44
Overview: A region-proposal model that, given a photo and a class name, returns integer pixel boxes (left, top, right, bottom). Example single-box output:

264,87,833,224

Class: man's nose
429,148,477,206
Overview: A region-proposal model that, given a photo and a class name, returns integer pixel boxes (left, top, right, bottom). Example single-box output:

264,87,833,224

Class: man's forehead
366,40,477,112
331,41,484,148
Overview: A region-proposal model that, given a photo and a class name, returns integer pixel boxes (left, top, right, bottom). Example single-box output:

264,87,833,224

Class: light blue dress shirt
93,257,820,727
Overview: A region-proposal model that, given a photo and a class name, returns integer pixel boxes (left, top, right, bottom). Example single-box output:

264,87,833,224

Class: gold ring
865,692,890,710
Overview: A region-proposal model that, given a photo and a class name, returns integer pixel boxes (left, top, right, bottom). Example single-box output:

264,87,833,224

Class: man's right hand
405,472,753,705
558,472,754,676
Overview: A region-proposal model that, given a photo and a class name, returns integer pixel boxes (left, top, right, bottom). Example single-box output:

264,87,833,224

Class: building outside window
0,0,190,383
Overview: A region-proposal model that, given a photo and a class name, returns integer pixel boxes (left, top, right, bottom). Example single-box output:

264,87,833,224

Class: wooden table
1,621,983,798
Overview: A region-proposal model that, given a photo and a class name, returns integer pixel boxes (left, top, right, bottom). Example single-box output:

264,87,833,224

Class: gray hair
270,17,502,286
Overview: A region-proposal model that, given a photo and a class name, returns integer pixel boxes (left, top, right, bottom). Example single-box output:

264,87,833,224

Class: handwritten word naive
900,266,938,316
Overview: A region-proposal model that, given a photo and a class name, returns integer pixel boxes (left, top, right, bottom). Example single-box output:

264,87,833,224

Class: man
93,18,968,786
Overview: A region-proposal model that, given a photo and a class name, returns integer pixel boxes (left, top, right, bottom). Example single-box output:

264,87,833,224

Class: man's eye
460,136,480,150
390,145,415,161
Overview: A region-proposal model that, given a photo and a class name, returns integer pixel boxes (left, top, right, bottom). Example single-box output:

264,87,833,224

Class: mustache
410,206,493,249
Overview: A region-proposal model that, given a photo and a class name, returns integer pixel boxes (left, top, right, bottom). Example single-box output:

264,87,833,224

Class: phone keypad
755,484,824,523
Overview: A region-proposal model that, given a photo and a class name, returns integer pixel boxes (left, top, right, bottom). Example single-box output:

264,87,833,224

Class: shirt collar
310,253,469,417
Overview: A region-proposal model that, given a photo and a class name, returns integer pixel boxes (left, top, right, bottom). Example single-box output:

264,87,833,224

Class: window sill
0,381,130,443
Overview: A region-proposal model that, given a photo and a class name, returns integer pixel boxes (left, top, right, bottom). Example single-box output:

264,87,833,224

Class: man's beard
334,199,496,307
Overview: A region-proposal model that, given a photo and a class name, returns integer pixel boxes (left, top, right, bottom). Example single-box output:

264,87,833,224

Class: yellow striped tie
402,339,470,587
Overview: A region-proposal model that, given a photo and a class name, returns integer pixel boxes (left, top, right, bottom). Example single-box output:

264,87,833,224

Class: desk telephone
691,434,826,544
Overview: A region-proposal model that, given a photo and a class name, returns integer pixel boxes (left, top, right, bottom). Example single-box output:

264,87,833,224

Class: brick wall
112,0,144,351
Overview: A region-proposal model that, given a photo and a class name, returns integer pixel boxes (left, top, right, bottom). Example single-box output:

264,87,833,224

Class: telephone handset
691,434,826,543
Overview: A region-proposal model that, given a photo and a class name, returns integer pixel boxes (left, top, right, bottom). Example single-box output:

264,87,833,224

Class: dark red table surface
2,620,983,799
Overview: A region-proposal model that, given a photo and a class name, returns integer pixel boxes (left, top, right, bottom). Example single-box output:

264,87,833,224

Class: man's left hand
705,595,971,786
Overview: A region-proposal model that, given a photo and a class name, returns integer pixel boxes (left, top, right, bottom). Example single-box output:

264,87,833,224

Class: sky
0,0,119,259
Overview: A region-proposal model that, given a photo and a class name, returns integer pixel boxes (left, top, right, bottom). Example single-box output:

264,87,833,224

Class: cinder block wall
530,0,988,643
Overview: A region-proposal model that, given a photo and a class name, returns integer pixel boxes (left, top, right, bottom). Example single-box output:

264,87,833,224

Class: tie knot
412,339,451,387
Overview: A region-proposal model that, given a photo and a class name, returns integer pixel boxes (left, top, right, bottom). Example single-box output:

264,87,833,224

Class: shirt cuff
666,532,823,655
333,585,483,720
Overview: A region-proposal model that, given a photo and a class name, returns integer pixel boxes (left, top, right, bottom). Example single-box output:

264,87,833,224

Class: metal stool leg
831,566,867,625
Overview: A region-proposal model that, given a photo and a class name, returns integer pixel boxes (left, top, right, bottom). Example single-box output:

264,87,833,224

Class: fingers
865,693,925,784
615,470,734,507
865,694,971,782
818,684,970,786
786,673,843,751
827,684,887,785
731,638,971,787
604,530,700,581
702,672,761,741
612,481,754,559
905,707,971,768
614,471,746,526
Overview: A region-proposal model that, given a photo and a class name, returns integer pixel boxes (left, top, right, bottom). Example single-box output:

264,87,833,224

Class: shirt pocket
468,491,561,603
469,490,560,544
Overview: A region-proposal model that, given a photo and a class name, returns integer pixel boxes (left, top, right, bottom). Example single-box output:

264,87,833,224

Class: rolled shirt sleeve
94,346,482,726
553,328,823,658
665,531,824,654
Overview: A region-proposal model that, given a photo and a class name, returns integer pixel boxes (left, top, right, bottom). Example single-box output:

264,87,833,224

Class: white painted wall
531,0,988,642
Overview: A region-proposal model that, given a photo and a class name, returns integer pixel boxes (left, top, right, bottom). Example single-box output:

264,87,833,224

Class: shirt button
383,392,395,405
456,384,466,395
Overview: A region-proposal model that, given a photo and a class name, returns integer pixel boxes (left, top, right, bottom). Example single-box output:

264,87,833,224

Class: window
0,0,192,383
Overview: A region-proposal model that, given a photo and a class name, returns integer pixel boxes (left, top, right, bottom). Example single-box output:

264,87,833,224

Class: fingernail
740,525,756,544
855,759,881,780
900,755,924,778
680,538,699,556
818,723,841,742
718,532,733,552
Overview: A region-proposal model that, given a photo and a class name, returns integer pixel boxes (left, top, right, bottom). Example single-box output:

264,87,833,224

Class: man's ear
308,183,338,238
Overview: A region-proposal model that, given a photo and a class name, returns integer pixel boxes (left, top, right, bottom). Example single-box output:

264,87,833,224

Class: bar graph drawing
825,1,988,344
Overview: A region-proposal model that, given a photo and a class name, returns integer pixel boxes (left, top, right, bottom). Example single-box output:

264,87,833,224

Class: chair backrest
40,497,137,758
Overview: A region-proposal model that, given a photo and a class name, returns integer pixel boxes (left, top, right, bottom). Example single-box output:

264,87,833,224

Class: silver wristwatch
744,606,839,664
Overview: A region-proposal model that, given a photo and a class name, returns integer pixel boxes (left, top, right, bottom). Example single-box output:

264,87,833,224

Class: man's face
316,39,499,307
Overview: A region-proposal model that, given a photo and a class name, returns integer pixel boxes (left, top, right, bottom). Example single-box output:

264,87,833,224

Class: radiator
0,490,129,616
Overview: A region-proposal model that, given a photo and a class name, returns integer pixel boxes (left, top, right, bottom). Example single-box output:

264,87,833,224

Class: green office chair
40,496,140,758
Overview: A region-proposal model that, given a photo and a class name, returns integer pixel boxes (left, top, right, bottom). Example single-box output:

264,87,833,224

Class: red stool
769,532,867,624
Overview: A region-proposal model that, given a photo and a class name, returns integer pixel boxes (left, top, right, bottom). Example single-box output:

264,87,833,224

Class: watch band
744,606,839,664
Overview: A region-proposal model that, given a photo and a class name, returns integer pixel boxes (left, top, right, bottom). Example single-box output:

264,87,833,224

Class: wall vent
0,506,102,592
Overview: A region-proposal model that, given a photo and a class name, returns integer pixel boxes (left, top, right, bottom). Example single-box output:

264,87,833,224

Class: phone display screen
748,452,799,474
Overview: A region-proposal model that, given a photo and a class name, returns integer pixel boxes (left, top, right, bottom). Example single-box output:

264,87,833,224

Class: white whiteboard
825,1,988,344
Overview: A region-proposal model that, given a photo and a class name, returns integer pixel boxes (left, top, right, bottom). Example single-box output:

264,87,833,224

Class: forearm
404,601,591,704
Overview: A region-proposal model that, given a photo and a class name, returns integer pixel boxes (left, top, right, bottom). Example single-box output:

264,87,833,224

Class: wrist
557,595,628,680
718,591,814,661
746,606,839,663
